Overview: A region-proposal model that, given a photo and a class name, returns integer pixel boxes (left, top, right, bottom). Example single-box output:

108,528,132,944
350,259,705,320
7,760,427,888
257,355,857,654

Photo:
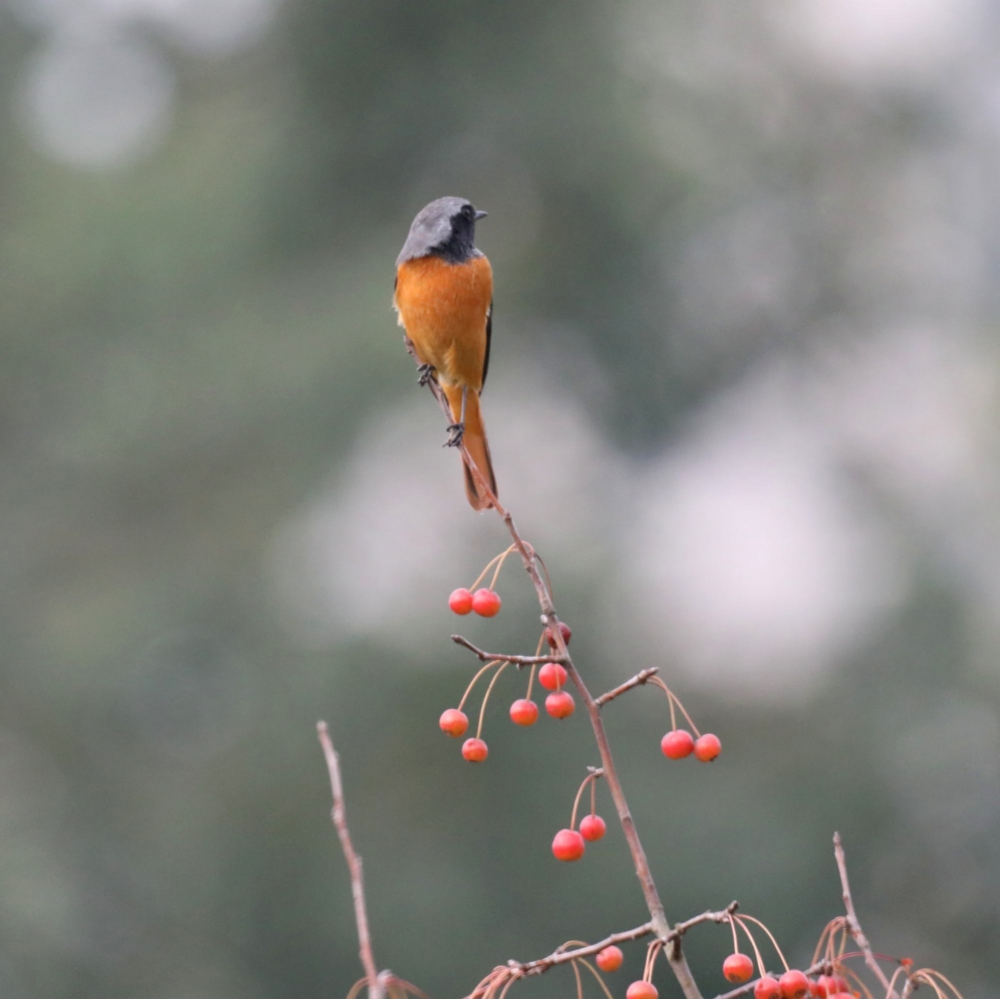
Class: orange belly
394,254,493,391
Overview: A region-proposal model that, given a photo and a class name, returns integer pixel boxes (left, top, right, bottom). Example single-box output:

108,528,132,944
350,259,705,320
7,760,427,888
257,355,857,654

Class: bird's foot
417,364,436,387
445,422,465,448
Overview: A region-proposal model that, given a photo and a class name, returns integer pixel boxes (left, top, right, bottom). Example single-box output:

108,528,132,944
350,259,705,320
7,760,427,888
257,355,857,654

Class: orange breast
394,254,493,391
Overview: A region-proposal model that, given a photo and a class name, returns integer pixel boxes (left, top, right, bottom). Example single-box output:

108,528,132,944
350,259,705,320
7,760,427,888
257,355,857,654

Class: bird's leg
416,363,436,387
445,387,467,448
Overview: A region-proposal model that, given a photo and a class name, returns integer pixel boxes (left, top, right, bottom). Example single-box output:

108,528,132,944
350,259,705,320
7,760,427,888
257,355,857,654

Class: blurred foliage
0,1,998,999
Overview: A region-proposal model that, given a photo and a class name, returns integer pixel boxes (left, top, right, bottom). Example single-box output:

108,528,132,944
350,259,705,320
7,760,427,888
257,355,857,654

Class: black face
433,203,479,264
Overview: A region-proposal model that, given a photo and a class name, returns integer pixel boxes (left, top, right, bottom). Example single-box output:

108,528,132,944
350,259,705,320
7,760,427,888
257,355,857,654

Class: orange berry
551,828,585,861
596,946,623,972
461,738,488,762
471,588,501,617
439,708,469,738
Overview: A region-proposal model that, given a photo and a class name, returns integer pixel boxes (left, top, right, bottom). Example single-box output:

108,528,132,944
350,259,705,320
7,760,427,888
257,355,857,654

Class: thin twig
834,833,899,999
317,722,384,999
409,345,701,998
511,922,654,975
595,668,660,707
672,902,740,937
451,635,568,666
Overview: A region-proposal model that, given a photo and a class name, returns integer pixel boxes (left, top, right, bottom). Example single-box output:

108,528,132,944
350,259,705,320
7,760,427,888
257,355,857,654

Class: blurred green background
1,0,998,997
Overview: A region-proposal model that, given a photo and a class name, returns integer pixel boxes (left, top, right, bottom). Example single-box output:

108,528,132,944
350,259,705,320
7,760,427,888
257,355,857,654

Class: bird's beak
475,209,488,220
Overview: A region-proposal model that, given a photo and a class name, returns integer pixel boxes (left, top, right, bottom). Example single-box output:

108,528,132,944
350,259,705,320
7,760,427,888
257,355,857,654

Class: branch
512,922,654,977
407,346,704,999
834,833,899,999
511,903,738,978
595,669,660,707
317,722,384,999
451,635,568,666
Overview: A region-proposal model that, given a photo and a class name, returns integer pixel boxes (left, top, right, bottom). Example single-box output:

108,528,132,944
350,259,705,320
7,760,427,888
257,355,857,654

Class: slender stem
469,545,518,592
477,661,512,738
571,959,584,999
488,545,517,591
734,918,767,978
578,959,617,999
316,723,383,999
645,941,663,981
458,660,502,713
834,833,898,999
595,668,660,707
737,915,789,972
648,677,701,737
569,770,602,830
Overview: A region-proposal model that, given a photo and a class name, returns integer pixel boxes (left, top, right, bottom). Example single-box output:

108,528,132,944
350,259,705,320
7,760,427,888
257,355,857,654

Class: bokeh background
2,0,999,996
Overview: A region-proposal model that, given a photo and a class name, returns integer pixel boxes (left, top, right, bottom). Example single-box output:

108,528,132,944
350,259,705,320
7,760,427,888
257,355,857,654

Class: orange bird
393,197,497,510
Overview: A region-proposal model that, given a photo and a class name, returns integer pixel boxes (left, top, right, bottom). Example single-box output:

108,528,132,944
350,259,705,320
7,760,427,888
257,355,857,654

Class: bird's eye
462,204,475,219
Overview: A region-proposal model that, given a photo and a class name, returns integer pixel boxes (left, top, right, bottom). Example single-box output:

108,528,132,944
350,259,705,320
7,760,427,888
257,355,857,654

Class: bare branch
672,901,740,937
834,833,899,999
451,634,568,666
595,668,660,707
510,903,738,981
317,722,384,999
511,922,654,977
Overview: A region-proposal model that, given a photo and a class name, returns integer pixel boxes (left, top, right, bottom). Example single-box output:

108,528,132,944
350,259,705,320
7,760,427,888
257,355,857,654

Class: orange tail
445,386,497,510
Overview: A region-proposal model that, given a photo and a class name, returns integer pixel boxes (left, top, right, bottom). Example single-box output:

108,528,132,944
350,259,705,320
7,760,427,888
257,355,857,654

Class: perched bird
393,197,497,510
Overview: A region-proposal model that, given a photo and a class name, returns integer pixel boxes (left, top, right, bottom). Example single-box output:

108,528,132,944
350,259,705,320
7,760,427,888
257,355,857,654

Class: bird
393,196,497,510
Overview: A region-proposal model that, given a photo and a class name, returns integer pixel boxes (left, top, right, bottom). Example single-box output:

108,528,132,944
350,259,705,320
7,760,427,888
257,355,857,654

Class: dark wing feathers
481,299,492,392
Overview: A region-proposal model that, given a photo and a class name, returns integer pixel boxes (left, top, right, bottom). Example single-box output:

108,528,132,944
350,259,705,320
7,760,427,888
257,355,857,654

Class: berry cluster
718,914,862,999
447,544,515,621
551,771,606,862
440,549,581,764
650,677,721,763
437,645,579,764
449,587,501,618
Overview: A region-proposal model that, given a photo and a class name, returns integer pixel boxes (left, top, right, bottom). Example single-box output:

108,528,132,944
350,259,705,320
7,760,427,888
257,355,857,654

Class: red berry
819,977,849,996
813,977,840,998
448,588,473,615
471,588,501,617
625,983,657,999
509,699,539,726
660,729,694,759
595,946,623,973
551,828,585,861
461,737,488,762
694,733,721,761
545,690,575,719
538,662,568,690
545,622,572,648
579,814,606,841
723,954,754,984
439,708,469,738
754,977,782,999
779,971,811,999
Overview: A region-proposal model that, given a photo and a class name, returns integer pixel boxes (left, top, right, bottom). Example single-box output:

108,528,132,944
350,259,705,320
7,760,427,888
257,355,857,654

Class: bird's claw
445,422,465,448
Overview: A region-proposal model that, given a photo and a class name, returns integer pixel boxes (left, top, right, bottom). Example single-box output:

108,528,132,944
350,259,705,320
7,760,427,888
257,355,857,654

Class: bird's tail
445,386,496,511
